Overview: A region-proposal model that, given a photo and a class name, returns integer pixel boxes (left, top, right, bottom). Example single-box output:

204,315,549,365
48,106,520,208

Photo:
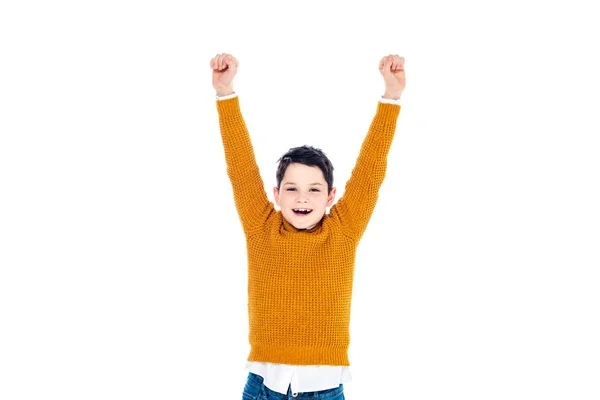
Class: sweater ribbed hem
248,344,350,366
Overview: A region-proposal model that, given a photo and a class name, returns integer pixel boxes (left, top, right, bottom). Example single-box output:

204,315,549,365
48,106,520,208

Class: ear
273,186,280,206
326,187,336,207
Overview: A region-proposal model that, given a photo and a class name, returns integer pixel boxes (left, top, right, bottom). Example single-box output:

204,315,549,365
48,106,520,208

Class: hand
379,54,405,100
210,53,238,96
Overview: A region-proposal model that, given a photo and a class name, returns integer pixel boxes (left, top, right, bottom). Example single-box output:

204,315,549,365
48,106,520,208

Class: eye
286,188,296,191
310,188,320,192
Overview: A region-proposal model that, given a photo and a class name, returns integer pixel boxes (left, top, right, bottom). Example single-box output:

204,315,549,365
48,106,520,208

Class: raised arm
330,55,406,241
212,53,273,236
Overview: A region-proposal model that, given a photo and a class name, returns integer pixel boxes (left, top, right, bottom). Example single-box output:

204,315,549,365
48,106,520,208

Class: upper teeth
295,209,311,211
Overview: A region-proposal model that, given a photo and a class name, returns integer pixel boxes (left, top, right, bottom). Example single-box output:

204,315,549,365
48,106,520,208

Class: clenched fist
210,53,238,96
379,54,406,100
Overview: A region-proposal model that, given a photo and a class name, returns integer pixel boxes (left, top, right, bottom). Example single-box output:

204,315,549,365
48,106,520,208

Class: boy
211,53,405,399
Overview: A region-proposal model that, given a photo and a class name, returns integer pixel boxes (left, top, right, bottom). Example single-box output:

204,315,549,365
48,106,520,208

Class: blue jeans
242,372,345,400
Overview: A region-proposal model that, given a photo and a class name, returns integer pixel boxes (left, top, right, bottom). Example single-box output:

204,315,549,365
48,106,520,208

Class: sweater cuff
216,95,242,115
375,101,402,119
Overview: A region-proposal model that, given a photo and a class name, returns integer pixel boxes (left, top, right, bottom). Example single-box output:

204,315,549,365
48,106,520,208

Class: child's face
274,163,336,230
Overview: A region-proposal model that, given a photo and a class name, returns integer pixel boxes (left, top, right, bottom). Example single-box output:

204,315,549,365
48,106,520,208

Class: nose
296,195,309,203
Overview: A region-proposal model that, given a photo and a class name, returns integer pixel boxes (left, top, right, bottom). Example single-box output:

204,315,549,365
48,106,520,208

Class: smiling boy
274,150,336,231
211,53,405,399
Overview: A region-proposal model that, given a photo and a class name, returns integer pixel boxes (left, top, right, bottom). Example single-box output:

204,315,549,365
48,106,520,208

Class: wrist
382,91,402,100
215,86,234,97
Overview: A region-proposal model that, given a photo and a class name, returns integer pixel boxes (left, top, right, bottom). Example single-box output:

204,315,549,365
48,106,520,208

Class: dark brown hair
276,145,334,194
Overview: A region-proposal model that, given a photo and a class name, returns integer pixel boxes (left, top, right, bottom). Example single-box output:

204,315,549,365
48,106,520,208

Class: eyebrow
283,182,324,186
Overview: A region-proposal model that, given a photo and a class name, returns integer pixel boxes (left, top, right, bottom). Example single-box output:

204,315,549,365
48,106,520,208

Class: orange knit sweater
217,96,400,366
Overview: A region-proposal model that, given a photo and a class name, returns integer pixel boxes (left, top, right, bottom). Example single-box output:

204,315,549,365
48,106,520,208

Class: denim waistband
246,371,344,399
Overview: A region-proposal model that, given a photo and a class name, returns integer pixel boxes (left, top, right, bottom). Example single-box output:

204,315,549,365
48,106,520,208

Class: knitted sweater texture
217,97,400,366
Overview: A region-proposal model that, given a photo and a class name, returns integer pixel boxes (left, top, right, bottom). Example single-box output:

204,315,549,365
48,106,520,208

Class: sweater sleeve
216,96,274,236
329,102,401,241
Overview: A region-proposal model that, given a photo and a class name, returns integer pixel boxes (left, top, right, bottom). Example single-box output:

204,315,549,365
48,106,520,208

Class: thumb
379,55,392,75
224,54,238,73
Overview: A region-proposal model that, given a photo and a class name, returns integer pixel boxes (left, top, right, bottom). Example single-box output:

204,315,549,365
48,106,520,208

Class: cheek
281,194,295,206
315,195,329,206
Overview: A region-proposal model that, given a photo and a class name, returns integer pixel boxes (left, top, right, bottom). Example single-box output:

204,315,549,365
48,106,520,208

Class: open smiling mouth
292,208,313,215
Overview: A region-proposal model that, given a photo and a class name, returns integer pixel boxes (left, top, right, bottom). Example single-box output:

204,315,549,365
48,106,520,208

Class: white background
1,1,599,399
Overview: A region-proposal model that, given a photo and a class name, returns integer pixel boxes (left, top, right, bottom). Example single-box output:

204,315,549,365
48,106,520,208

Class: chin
285,211,319,228
296,215,324,228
